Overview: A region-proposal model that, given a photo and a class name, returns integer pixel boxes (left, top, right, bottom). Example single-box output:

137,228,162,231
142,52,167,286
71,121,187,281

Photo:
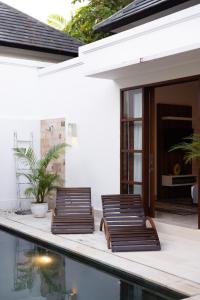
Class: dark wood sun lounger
51,187,94,234
100,194,161,252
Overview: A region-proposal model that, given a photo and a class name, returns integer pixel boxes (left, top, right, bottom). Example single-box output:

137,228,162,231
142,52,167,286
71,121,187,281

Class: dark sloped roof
0,1,83,56
94,0,194,32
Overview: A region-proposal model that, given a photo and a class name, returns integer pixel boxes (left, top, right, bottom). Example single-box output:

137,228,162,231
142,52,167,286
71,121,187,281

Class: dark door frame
198,80,200,229
120,87,154,216
120,75,200,229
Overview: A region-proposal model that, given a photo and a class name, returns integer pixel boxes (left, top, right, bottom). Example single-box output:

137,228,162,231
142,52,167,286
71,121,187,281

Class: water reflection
13,237,120,300
14,239,66,299
0,230,183,300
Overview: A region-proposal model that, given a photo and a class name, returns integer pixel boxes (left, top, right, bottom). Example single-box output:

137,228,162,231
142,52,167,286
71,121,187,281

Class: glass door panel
123,89,143,119
134,121,142,150
121,88,143,196
134,184,142,195
134,153,142,182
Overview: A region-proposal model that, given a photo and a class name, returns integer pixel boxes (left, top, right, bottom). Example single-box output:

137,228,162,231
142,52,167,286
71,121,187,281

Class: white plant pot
31,203,48,218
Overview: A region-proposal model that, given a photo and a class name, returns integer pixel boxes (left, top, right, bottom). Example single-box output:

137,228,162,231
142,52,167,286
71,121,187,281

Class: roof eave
94,0,191,33
0,41,79,57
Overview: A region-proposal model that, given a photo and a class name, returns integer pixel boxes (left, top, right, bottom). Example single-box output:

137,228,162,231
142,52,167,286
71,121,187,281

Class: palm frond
13,147,36,169
24,187,34,197
48,14,67,30
170,134,200,164
39,143,68,169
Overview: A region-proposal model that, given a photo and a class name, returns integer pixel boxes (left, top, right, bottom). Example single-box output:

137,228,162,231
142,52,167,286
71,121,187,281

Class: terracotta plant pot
31,203,48,218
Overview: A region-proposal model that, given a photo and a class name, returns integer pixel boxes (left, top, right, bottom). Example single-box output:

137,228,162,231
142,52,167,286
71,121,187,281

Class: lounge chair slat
101,194,161,252
51,187,94,234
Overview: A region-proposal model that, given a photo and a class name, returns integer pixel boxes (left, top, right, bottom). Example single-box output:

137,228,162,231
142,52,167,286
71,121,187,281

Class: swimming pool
0,228,186,300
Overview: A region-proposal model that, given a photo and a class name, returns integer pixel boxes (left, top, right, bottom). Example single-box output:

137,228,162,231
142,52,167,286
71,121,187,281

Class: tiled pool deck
0,212,200,299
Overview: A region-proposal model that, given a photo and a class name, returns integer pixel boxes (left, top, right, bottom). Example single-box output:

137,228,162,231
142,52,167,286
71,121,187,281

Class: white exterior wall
0,59,43,118
0,5,200,210
0,57,120,210
39,63,120,210
0,60,42,210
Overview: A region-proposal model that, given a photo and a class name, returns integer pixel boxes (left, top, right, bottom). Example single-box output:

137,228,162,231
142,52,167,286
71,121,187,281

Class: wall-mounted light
68,123,78,145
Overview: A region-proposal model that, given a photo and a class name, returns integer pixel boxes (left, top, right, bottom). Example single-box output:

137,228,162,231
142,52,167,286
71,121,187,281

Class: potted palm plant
14,143,67,218
170,133,200,203
171,134,200,163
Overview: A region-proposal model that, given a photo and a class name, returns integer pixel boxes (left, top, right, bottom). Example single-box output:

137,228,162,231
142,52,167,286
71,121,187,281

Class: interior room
154,80,200,229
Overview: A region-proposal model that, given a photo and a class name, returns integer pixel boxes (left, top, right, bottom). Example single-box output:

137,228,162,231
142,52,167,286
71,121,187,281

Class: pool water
0,229,185,300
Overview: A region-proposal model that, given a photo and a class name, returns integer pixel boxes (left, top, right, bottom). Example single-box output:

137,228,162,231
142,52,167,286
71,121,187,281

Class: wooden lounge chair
51,187,94,234
100,194,161,252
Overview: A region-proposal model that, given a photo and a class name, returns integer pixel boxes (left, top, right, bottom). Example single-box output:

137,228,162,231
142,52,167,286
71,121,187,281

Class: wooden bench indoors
51,187,94,234
100,194,161,252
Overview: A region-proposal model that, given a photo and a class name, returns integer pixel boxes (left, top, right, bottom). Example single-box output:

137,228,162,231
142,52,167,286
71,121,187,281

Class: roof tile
0,1,83,56
94,0,193,32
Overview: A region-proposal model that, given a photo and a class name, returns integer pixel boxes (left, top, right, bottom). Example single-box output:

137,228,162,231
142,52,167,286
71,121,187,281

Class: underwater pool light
33,254,53,266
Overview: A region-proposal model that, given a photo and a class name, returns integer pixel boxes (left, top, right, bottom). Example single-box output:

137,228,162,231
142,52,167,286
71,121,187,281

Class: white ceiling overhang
85,43,200,80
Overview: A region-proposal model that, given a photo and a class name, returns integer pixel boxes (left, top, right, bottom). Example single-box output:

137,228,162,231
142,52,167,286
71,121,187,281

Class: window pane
123,89,142,119
134,121,142,150
122,153,138,182
134,184,142,195
133,90,142,118
134,153,142,182
123,92,129,118
122,121,142,150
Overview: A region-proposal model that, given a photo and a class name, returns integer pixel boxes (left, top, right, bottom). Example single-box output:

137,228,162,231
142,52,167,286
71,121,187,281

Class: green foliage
48,0,132,43
14,143,67,203
170,134,200,164
48,14,67,31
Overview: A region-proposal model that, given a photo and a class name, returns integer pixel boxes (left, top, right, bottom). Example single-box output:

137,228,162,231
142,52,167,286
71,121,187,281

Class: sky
2,0,87,24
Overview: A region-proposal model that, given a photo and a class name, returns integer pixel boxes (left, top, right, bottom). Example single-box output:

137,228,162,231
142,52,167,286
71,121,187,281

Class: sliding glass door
120,88,152,216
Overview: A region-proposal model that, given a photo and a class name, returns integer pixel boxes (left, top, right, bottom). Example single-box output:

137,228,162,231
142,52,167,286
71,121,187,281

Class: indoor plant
170,134,200,211
170,134,200,164
14,143,67,217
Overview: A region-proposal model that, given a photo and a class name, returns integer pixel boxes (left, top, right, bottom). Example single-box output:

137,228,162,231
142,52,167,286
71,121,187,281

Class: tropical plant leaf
13,147,36,169
48,0,133,43
39,143,68,169
24,187,34,197
14,143,67,203
48,14,67,30
170,134,200,164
